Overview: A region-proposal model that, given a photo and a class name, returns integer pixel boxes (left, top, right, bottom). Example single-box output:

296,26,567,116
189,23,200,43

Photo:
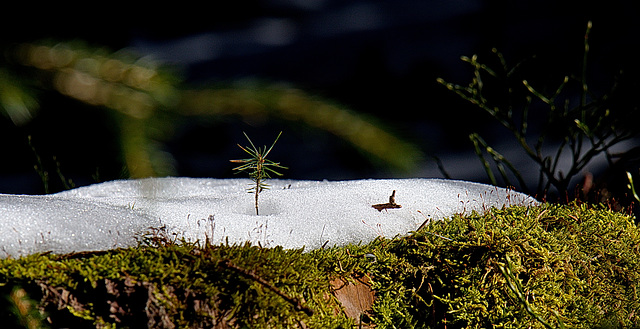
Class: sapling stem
230,132,287,215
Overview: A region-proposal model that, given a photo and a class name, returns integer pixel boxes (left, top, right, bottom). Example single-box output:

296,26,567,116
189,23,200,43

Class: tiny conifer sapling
230,131,287,215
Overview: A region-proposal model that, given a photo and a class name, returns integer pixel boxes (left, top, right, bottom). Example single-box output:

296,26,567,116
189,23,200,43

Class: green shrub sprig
438,21,640,200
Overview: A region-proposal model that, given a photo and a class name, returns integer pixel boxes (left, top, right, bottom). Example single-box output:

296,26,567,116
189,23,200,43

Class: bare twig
372,190,402,212
219,260,314,316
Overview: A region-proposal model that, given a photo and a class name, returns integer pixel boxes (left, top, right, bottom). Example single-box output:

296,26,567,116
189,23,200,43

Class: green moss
1,242,353,328
1,202,639,328
360,203,640,328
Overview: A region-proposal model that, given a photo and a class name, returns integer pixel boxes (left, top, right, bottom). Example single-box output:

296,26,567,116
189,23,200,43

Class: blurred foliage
0,68,39,126
438,21,640,201
180,82,423,174
628,171,640,204
0,40,424,179
2,287,49,329
1,203,639,327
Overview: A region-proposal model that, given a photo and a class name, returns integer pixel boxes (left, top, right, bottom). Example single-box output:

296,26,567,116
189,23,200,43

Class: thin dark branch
219,260,314,317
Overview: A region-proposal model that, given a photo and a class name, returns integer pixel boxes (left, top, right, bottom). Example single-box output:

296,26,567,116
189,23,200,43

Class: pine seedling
230,131,287,215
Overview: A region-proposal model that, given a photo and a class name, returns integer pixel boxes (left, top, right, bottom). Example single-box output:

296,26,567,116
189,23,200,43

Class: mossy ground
1,202,639,328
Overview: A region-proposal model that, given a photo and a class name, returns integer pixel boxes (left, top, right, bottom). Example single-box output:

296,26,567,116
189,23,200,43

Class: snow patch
0,178,537,257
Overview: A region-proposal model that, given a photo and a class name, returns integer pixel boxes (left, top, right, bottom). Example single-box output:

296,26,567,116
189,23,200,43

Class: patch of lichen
1,202,639,328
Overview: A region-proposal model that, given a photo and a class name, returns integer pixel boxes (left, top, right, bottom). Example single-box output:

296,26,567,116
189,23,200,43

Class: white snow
0,177,537,258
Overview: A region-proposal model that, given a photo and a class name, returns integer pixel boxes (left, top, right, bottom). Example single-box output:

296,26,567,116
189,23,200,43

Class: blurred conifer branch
0,68,39,125
1,41,423,178
437,21,640,200
179,84,423,173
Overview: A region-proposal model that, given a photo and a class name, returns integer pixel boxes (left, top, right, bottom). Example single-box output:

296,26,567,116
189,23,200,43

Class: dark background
1,0,639,196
